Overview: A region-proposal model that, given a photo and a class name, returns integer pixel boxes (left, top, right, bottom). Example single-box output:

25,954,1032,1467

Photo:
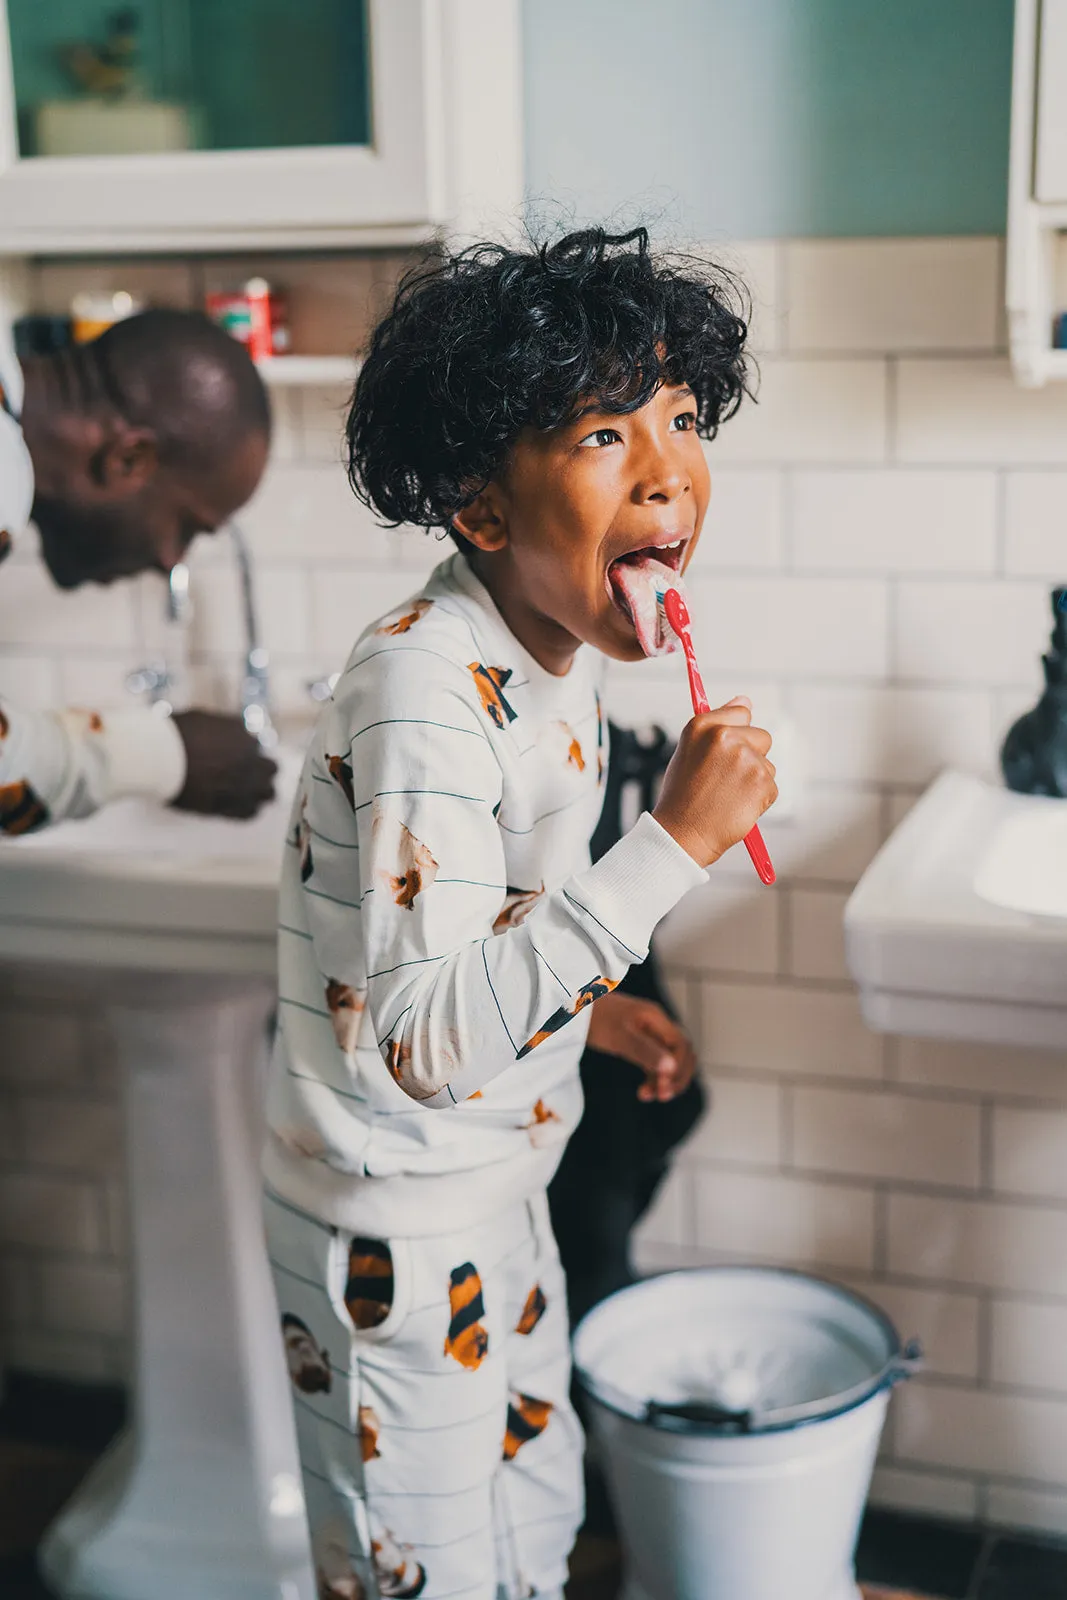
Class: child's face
458,380,710,669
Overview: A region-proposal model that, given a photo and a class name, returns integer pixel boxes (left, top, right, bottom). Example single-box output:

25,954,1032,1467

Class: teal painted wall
522,0,1015,237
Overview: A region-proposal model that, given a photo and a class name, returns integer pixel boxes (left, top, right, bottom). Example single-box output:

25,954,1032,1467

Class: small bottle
244,277,273,362
70,290,141,344
1001,588,1067,796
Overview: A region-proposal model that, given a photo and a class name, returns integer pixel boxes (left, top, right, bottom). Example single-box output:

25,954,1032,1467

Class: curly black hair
346,226,752,530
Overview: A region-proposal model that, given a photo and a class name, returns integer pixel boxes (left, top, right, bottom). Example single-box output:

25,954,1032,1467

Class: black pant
547,950,704,1328
548,721,705,1328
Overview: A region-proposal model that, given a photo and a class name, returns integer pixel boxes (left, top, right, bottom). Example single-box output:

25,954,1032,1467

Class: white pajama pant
264,1186,584,1600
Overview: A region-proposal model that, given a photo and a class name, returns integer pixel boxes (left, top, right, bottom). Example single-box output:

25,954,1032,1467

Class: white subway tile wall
4,237,1067,1530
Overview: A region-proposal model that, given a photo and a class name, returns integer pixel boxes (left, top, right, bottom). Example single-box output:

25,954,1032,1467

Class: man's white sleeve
0,699,187,832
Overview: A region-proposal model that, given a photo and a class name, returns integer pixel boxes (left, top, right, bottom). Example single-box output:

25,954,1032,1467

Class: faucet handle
126,662,172,704
307,674,340,704
166,562,192,625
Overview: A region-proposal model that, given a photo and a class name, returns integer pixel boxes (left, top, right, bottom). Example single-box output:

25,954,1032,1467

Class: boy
263,227,776,1600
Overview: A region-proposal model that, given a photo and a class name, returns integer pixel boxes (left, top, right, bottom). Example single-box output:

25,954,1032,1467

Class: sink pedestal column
40,975,316,1600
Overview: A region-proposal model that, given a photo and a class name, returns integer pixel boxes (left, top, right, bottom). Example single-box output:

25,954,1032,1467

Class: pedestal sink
0,757,316,1600
845,770,1067,1051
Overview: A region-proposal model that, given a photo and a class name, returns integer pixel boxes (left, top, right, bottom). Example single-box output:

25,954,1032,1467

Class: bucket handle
577,1337,926,1437
883,1337,924,1389
645,1398,753,1434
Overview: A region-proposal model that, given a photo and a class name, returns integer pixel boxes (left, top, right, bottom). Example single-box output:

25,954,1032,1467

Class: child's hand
586,992,697,1102
652,696,776,869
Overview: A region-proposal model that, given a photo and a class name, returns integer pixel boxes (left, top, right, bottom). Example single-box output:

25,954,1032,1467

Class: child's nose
638,457,689,504
632,430,690,504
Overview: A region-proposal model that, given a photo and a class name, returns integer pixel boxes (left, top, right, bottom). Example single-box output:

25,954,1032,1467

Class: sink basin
845,770,1067,1050
0,749,299,975
0,750,317,1600
975,806,1067,919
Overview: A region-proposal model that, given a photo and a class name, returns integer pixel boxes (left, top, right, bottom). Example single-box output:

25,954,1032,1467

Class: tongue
609,557,683,658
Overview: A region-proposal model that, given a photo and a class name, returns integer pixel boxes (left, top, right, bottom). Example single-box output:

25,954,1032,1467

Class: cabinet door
0,0,444,250
1036,0,1067,201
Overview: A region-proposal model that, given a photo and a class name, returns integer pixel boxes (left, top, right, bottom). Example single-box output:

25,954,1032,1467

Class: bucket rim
572,1265,922,1437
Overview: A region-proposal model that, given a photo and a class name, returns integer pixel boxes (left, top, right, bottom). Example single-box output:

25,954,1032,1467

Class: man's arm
0,698,279,833
0,697,187,832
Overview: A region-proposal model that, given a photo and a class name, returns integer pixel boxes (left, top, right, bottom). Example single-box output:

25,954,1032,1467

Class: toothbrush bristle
652,579,670,651
663,586,689,639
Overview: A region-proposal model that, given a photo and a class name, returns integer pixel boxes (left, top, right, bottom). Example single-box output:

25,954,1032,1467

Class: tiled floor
3,1373,1067,1599
4,1520,1067,1599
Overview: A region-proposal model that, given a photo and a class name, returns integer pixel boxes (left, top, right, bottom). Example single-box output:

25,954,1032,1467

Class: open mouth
607,537,690,657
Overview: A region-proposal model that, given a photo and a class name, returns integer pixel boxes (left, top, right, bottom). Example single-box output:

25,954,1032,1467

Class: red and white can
244,277,274,362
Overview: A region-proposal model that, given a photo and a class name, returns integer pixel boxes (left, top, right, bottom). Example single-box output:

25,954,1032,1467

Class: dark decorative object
59,8,140,100
1001,588,1067,796
13,315,72,359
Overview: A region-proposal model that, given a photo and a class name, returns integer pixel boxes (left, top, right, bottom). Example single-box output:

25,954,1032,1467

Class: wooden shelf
254,355,359,386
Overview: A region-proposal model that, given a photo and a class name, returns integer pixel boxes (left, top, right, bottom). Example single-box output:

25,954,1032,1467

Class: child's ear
452,488,507,553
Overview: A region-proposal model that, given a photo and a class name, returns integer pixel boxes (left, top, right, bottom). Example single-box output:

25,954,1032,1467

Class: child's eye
578,427,622,449
669,411,698,432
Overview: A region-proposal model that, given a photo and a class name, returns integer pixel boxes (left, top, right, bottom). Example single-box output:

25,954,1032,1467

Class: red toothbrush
663,587,776,886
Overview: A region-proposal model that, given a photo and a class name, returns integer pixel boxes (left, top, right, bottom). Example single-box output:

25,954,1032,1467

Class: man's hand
586,991,697,1103
171,710,277,819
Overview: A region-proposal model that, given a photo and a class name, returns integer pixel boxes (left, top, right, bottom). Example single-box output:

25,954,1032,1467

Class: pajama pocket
332,1229,412,1345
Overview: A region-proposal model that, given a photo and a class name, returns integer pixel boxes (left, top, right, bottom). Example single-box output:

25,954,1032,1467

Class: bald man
0,309,277,831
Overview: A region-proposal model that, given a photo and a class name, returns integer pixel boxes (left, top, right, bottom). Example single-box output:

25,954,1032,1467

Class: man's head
346,227,750,669
20,309,270,588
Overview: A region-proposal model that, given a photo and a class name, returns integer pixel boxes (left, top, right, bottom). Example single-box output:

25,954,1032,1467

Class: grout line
682,1147,1067,1214
888,1453,1067,1502
773,238,789,355
980,1103,995,1195
667,1046,1067,1112
882,1034,900,1084
638,1232,1067,1322
777,885,792,978
994,468,1008,578
680,1166,698,1250
977,1293,994,1389
780,1083,794,1167
873,1186,889,1274
885,354,899,464
779,465,794,571
891,1372,1067,1411
885,574,899,682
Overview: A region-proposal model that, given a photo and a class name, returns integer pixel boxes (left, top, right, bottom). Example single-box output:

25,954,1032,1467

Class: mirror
6,0,371,159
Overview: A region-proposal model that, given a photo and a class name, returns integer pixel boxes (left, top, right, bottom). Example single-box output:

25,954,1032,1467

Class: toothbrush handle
679,633,777,887
742,824,776,886
681,636,711,717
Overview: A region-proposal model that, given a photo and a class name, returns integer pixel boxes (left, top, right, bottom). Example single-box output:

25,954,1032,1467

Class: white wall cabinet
1035,0,1067,202
1008,0,1067,383
0,0,522,254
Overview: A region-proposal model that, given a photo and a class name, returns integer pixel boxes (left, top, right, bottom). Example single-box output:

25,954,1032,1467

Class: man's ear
90,424,158,496
451,486,507,553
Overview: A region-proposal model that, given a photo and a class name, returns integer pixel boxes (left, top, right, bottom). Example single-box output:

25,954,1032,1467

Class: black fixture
1001,587,1067,797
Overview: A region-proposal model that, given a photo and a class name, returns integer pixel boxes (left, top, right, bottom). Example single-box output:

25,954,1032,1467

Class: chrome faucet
125,562,190,708
126,530,277,750
167,561,191,625
229,519,278,751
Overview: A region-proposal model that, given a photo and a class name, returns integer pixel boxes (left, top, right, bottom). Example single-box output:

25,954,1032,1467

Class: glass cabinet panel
7,0,370,159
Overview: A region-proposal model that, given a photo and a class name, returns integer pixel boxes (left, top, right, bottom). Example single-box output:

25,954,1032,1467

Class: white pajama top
264,552,706,1236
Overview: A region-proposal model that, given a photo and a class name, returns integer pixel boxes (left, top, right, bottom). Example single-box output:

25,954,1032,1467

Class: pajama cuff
98,708,188,803
567,809,707,962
